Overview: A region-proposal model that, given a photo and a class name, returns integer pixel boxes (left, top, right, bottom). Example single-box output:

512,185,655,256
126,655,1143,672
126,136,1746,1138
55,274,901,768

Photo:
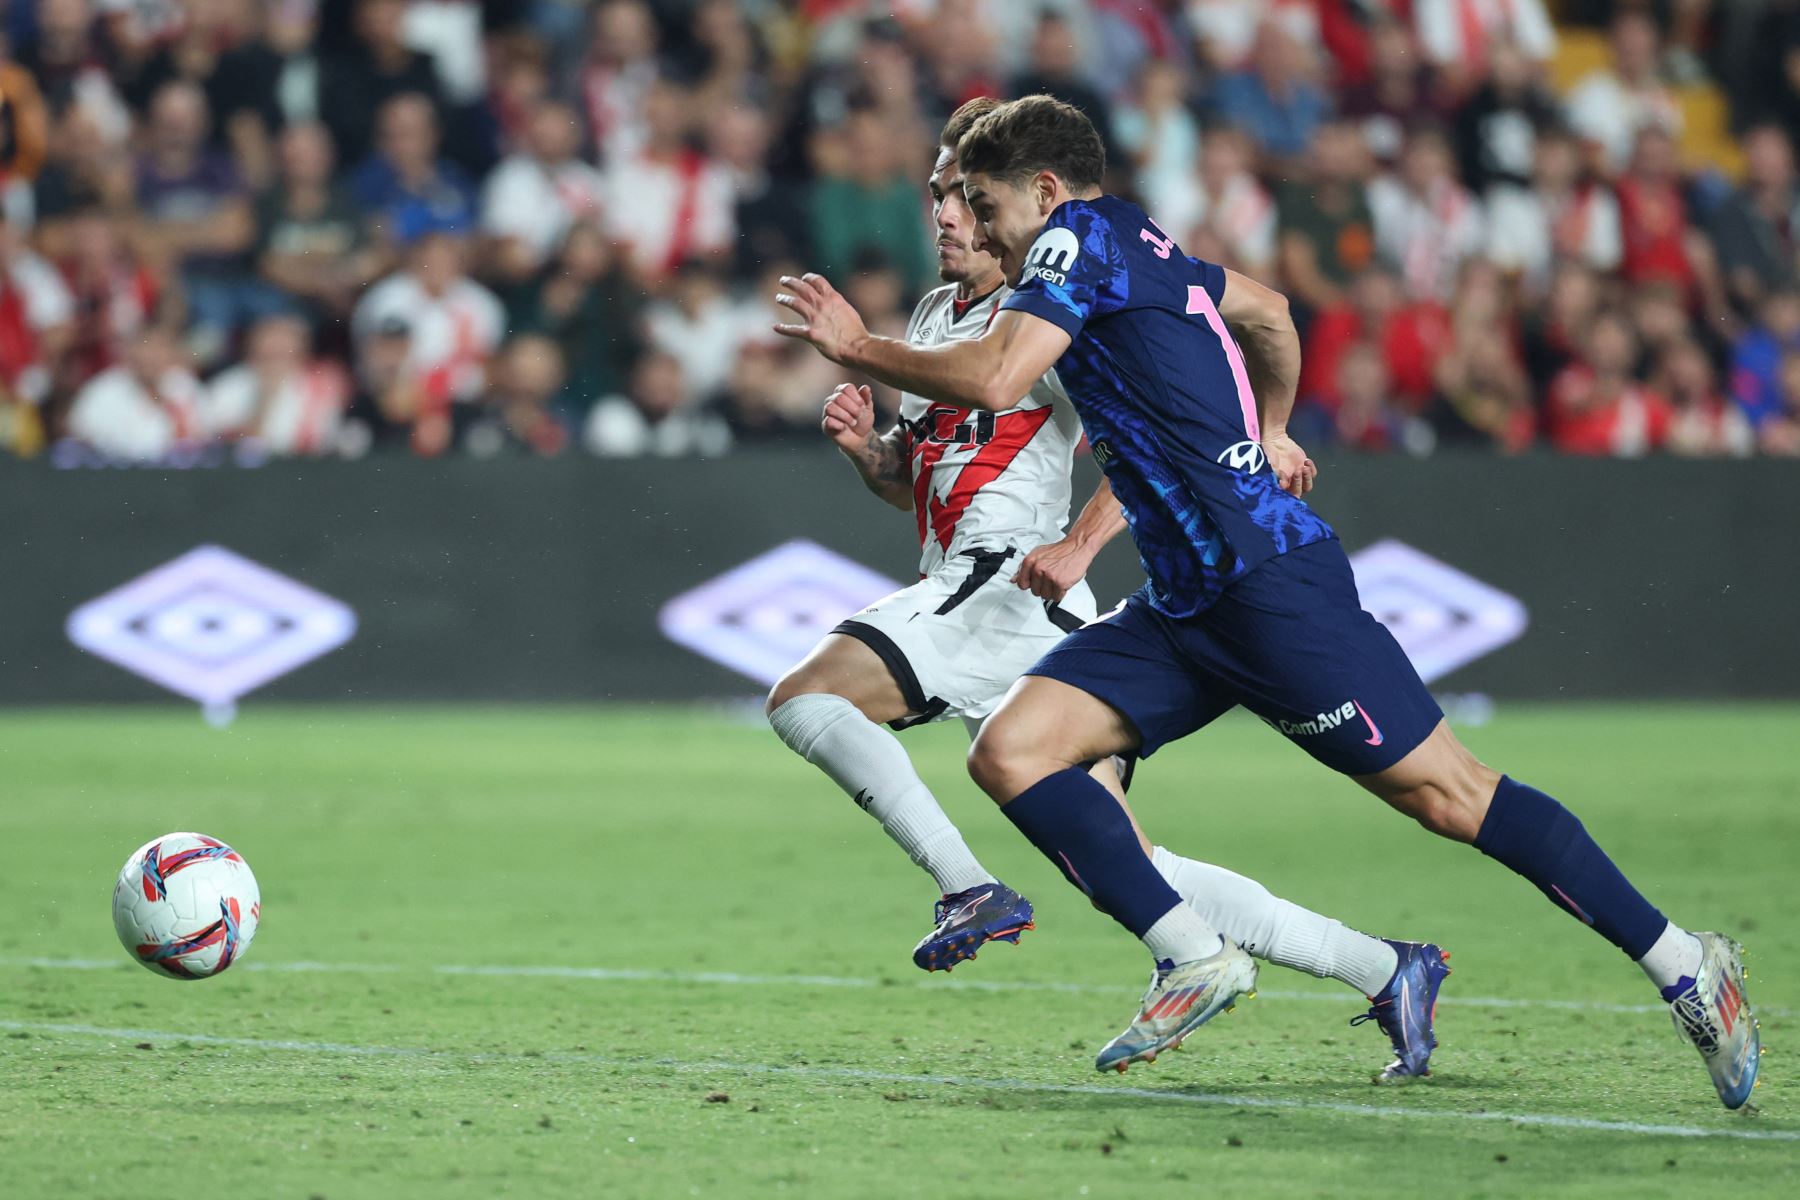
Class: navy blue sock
1002,768,1183,938
1473,776,1668,960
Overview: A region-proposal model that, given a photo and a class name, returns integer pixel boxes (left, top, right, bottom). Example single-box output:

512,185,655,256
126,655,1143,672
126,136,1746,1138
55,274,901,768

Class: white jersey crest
900,283,1082,575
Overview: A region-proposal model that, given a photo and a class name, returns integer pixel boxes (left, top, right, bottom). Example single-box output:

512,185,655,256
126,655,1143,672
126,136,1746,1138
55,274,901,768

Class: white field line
0,1018,1790,1144
5,955,1790,1018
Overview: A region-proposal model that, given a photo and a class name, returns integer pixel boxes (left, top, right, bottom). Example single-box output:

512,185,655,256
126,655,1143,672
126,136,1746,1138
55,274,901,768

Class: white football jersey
901,283,1083,575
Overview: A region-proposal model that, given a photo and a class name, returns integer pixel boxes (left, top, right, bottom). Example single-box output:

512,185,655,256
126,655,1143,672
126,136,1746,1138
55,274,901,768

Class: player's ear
1033,170,1059,215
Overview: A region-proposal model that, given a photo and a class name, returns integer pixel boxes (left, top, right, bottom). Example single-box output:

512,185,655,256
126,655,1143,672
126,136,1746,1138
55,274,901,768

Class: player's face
962,172,1049,288
927,148,996,283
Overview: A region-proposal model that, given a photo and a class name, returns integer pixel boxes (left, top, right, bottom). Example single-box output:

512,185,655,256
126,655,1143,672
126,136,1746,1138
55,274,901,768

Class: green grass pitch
1,703,1795,1198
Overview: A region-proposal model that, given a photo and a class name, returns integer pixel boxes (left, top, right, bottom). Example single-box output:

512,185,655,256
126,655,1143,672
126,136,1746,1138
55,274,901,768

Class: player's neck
954,269,1005,305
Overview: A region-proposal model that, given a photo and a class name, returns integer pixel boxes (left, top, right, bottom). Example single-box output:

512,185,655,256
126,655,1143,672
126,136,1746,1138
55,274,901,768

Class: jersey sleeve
1187,255,1228,305
999,202,1128,338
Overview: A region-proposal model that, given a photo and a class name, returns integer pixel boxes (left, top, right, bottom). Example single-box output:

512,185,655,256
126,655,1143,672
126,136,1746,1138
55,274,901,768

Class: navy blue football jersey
999,194,1334,617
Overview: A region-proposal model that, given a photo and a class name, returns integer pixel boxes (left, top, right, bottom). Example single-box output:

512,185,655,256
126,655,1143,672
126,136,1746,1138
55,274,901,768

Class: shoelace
1349,1001,1404,1052
1669,986,1722,1054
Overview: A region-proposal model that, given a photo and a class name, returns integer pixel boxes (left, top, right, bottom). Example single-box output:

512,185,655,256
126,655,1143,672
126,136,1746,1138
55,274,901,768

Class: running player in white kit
766,101,1445,1075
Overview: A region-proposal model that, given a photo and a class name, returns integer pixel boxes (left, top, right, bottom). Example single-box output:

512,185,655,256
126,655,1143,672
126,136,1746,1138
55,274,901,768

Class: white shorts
833,547,1097,728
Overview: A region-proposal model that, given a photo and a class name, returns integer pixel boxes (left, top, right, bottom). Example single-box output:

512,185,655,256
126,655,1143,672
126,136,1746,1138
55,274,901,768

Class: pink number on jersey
1139,227,1174,259
1186,285,1260,441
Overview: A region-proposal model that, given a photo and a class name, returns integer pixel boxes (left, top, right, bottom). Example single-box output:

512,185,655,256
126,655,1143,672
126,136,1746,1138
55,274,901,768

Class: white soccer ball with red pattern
112,833,261,980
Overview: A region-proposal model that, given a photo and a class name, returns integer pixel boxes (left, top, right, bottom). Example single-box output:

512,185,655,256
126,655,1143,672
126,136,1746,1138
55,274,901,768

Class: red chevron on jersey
912,436,952,549
929,406,1054,549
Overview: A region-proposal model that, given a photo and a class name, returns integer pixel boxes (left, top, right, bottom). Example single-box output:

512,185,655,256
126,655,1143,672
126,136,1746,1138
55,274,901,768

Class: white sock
1637,921,1704,993
769,694,993,896
1152,846,1399,996
1140,901,1224,964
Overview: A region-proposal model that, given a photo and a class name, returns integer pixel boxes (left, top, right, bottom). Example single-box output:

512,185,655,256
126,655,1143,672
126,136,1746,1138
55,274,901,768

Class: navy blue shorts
1027,539,1442,776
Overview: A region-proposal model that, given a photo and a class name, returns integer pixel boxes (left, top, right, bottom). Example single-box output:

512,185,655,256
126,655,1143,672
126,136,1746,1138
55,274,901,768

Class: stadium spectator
808,105,932,295
1340,16,1452,168
31,102,134,256
1193,0,1331,77
54,202,159,397
1429,290,1536,452
1616,125,1702,298
679,0,763,118
1010,12,1118,169
1707,124,1800,311
205,0,330,190
1565,9,1682,175
1301,265,1451,416
1211,22,1330,168
352,228,502,418
0,211,73,411
1523,261,1604,394
1414,0,1556,90
501,222,634,416
466,333,570,457
65,325,208,461
17,0,115,115
1275,119,1377,314
203,312,349,456
603,79,733,285
1113,59,1203,236
1761,351,1800,454
1546,310,1671,456
709,103,810,276
350,93,477,247
1331,339,1426,452
583,348,731,458
1369,124,1486,301
644,259,751,406
1729,288,1800,431
340,313,441,455
918,2,1003,112
319,0,446,169
257,122,384,322
132,80,268,365
1179,126,1278,279
1657,336,1754,457
1484,126,1622,293
0,57,49,227
480,99,606,281
1453,39,1562,192
579,0,661,166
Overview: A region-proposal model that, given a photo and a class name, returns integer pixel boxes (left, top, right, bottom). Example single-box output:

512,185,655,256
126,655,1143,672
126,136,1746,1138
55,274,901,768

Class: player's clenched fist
820,383,876,452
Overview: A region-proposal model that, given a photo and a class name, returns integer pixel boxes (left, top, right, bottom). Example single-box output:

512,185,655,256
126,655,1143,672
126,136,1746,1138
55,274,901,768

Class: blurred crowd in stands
3,0,1800,464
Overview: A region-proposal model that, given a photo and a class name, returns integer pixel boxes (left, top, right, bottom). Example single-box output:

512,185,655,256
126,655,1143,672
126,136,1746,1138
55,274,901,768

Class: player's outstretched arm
1218,268,1317,497
775,273,1069,411
1015,475,1127,602
821,383,912,510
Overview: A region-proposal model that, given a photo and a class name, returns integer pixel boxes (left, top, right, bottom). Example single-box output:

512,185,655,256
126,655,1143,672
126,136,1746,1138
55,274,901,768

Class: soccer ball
112,833,261,980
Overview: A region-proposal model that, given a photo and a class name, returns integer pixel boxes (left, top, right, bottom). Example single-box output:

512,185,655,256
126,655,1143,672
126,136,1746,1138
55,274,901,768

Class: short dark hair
939,96,1002,151
956,94,1105,191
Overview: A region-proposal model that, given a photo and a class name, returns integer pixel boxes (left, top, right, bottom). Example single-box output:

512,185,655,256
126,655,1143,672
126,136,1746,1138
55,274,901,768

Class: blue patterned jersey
998,195,1334,617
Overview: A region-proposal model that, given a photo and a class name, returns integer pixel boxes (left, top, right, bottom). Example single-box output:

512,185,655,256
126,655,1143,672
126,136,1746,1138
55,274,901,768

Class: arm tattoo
857,429,910,495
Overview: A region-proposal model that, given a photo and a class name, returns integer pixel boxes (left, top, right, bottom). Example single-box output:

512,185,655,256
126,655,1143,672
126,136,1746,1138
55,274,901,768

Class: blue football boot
1667,932,1762,1110
1351,939,1452,1080
912,882,1035,972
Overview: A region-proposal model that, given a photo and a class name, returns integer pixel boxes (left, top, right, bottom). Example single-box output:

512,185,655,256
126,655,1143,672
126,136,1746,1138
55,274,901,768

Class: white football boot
1095,939,1258,1074
1667,931,1762,1110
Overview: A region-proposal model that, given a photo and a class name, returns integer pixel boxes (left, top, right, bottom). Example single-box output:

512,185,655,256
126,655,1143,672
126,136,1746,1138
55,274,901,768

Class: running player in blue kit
774,96,1759,1109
